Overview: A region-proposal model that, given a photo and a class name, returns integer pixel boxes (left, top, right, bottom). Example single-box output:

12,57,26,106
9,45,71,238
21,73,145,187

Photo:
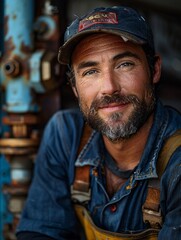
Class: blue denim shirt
16,100,181,239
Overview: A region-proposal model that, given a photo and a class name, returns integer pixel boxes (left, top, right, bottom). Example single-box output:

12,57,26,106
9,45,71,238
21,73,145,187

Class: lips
90,93,136,114
99,102,129,113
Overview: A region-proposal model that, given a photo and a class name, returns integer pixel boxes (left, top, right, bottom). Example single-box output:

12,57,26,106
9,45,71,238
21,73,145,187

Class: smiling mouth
99,102,130,113
90,93,136,115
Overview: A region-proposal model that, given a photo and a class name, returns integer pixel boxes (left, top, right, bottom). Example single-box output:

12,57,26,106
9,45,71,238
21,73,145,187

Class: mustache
90,93,140,111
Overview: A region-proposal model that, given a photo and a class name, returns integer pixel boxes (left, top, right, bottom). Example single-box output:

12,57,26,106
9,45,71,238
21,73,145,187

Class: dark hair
66,67,75,87
142,44,156,78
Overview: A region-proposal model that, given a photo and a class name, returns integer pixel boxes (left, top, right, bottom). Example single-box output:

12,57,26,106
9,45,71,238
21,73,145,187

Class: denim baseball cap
58,6,155,65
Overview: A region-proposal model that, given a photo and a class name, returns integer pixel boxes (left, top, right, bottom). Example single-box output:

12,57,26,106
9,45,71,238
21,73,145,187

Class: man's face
71,33,160,141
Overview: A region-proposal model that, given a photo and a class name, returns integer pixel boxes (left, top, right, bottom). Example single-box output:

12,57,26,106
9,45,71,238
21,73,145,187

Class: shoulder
50,108,84,127
44,108,84,137
164,105,181,126
157,102,181,189
35,108,85,178
39,108,85,156
156,101,181,137
160,132,181,197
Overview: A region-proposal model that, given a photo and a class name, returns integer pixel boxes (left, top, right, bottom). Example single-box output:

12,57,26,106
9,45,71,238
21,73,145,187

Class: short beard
79,91,156,142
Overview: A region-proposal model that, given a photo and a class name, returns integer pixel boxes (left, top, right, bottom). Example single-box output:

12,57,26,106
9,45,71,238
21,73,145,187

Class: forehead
71,33,144,64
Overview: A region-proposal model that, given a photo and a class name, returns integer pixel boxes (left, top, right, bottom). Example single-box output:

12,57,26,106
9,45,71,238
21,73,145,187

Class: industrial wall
0,0,181,239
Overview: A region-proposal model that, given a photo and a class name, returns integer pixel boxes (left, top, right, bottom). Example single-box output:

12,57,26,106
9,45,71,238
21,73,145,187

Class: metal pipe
2,0,35,112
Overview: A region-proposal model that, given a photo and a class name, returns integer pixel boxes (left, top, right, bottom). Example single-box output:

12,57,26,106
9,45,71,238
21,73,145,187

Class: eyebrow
77,61,98,72
76,51,141,72
113,51,141,61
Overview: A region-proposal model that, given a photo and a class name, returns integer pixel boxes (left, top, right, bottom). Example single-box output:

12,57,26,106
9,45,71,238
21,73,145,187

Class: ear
72,86,78,98
153,55,161,84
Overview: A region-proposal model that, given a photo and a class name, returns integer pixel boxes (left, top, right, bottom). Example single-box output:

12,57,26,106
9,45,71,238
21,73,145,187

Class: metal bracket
142,205,162,228
71,185,91,203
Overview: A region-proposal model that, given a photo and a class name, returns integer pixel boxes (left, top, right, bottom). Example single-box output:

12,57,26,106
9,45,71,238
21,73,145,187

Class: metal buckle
142,206,163,228
71,185,91,203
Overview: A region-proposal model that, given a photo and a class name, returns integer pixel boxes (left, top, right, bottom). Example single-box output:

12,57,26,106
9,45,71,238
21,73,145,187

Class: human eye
82,69,98,77
116,61,134,70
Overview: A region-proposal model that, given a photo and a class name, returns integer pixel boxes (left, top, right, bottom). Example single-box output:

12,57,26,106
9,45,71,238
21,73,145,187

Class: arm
16,110,84,240
158,148,181,239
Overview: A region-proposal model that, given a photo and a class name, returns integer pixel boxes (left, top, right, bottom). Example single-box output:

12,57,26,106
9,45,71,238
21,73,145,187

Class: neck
102,114,154,171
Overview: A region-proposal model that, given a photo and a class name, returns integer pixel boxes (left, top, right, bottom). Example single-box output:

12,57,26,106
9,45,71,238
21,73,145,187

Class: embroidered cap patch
79,12,118,32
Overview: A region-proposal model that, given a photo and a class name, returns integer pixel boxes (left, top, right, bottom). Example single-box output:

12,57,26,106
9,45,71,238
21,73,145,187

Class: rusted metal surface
2,114,39,125
0,1,66,238
3,36,15,54
0,139,39,147
3,58,20,77
3,184,29,195
0,147,38,155
1,0,35,113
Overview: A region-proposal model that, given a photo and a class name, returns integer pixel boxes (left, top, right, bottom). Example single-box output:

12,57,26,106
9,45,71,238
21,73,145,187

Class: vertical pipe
2,0,35,112
0,1,36,239
0,1,11,240
5,0,34,56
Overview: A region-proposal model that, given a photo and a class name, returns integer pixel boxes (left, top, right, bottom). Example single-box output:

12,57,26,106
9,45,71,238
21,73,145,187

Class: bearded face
71,34,160,142
78,90,156,142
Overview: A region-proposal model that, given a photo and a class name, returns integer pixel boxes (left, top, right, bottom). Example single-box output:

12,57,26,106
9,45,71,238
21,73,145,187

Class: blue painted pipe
5,0,34,56
0,1,35,238
1,0,36,112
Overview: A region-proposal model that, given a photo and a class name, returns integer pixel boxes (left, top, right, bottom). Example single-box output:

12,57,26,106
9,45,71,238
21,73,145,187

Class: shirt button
109,204,117,212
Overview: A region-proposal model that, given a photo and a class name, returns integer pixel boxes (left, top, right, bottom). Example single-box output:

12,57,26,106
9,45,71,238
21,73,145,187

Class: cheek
124,68,151,94
76,86,94,109
119,73,140,95
76,81,98,105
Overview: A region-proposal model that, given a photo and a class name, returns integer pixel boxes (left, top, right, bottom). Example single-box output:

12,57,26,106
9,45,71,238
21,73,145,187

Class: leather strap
77,124,92,156
73,165,90,193
157,129,181,178
71,124,92,201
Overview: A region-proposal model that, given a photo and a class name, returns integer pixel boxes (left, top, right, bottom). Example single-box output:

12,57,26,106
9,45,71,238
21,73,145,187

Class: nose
100,69,121,95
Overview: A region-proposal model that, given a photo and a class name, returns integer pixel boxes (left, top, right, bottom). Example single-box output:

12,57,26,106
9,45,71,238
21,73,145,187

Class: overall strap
71,124,92,203
157,129,181,178
142,129,181,228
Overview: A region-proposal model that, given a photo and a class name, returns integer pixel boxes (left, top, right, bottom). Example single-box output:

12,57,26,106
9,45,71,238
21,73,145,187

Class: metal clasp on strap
142,205,162,229
71,184,91,203
71,165,91,203
142,183,162,229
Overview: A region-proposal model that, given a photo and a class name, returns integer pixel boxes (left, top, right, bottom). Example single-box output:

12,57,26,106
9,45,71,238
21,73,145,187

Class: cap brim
58,29,146,65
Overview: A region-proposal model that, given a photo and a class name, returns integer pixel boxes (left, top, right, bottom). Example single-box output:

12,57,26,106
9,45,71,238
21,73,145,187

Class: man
16,6,181,240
